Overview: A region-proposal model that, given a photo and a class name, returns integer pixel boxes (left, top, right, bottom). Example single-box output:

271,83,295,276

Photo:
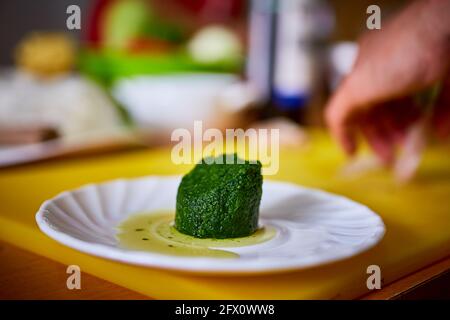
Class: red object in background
177,0,243,19
84,0,245,48
84,0,111,47
126,37,174,54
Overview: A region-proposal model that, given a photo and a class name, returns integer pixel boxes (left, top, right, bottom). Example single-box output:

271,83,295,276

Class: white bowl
112,73,239,130
36,176,385,274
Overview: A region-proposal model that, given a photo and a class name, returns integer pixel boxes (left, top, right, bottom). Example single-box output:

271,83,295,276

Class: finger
433,104,450,139
432,77,450,139
324,66,397,155
394,120,427,182
360,114,395,165
325,78,360,155
373,102,403,145
381,97,421,144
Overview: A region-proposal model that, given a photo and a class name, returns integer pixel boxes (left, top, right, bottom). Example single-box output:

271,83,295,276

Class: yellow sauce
116,211,276,258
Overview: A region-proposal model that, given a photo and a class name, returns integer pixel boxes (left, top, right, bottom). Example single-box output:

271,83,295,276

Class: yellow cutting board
0,132,449,299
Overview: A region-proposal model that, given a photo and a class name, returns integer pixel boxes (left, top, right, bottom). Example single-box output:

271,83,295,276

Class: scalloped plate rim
35,175,385,275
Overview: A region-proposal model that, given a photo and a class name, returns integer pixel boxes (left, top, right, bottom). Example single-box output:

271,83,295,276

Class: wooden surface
0,241,146,300
362,255,450,299
1,240,448,300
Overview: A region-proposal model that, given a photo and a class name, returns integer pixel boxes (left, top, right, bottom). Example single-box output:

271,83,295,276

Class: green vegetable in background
103,0,150,50
175,154,263,239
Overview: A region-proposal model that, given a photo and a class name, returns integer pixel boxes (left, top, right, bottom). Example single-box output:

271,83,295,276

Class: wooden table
0,241,145,300
1,240,448,299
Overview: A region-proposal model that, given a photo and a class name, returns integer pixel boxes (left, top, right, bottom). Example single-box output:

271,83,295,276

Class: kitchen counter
0,132,449,299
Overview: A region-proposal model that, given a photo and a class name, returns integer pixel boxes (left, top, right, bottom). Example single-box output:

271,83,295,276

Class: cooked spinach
175,154,262,239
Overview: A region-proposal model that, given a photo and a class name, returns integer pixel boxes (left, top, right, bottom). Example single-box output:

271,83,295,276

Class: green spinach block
175,154,263,239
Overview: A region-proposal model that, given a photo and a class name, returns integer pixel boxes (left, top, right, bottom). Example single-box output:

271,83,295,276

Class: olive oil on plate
116,211,276,258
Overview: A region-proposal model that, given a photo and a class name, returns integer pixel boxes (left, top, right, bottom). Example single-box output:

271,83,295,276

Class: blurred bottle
246,0,277,105
247,0,334,124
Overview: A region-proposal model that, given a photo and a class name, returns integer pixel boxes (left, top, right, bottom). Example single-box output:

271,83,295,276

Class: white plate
36,176,385,274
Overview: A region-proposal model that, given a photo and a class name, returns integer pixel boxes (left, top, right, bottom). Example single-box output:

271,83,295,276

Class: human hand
325,0,450,165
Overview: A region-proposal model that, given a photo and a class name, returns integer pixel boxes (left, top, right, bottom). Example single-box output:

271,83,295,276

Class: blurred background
0,0,408,166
